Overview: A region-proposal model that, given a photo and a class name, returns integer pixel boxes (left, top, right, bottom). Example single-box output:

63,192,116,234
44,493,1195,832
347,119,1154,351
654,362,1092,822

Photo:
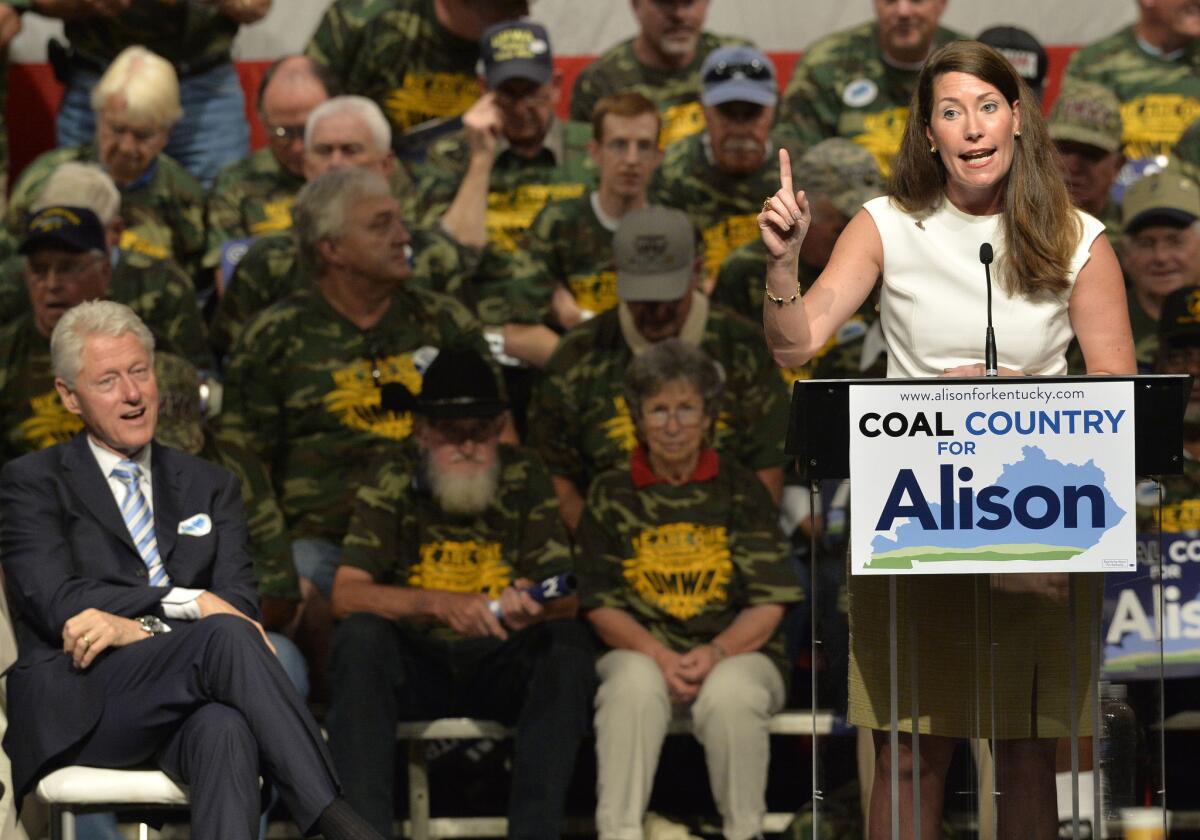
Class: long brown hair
890,40,1079,298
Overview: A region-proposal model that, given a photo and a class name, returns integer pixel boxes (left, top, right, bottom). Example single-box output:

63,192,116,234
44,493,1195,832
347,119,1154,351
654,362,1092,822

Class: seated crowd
0,0,1199,838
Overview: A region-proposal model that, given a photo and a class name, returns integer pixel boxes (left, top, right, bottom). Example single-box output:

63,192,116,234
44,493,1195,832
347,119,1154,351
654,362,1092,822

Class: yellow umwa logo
386,72,480,128
19,390,82,450
249,197,296,236
322,349,432,440
408,540,512,598
854,106,909,177
625,522,733,620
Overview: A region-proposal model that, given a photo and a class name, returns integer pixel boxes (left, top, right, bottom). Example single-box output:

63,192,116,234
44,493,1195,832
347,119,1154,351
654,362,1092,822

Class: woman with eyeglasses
575,338,804,840
759,40,1134,840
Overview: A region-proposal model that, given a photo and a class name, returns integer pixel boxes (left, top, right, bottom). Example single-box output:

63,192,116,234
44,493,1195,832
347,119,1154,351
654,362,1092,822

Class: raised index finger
779,147,793,195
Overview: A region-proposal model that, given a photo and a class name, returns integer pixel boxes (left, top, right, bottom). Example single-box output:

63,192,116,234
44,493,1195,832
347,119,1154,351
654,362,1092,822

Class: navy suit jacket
0,433,259,801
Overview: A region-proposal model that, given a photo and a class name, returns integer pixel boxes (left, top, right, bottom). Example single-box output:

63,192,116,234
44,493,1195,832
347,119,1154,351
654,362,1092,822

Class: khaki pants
594,649,785,840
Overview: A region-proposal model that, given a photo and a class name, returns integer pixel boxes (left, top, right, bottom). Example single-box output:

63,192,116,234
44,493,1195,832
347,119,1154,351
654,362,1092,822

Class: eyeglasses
703,59,773,86
642,405,705,429
266,123,306,142
25,254,105,283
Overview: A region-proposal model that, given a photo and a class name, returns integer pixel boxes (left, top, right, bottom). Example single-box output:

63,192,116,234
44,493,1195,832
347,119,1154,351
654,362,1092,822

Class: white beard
426,454,500,516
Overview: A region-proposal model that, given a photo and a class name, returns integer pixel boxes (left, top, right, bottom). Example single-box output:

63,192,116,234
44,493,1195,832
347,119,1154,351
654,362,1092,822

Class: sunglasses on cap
703,59,772,85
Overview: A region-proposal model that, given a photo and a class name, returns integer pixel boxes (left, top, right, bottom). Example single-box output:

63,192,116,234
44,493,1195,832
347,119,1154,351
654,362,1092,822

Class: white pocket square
177,514,212,536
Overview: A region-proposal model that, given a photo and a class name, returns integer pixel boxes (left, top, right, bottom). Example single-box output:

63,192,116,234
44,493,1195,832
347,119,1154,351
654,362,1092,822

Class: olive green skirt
847,573,1102,740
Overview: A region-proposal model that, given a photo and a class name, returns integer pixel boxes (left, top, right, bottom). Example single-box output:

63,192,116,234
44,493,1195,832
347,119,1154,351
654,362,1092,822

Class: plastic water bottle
1098,682,1137,832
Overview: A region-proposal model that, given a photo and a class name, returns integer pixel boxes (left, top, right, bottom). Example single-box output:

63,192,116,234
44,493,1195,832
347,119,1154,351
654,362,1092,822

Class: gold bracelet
764,281,802,307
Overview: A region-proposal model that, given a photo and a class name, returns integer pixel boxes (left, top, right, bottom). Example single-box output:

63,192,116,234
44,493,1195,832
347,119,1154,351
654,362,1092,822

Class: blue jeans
292,538,339,600
56,61,249,189
75,629,309,840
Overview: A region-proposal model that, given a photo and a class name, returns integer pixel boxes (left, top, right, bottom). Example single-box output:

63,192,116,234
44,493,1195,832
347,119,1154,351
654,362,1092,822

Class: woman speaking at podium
758,40,1134,840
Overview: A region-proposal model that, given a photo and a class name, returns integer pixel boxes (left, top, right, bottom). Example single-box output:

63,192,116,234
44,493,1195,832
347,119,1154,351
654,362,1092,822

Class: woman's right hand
758,147,811,262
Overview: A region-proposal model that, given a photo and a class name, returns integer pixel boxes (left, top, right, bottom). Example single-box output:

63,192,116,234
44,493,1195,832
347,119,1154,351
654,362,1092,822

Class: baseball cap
978,26,1048,96
796,139,885,219
1159,286,1200,349
700,46,778,108
615,207,695,303
1122,171,1200,234
481,21,553,89
1048,80,1123,154
19,205,107,255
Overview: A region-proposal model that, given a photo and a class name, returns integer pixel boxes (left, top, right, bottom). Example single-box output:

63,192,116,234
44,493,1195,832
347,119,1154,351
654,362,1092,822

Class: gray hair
293,167,393,275
90,46,182,127
624,339,725,425
33,162,122,226
52,300,155,389
304,95,392,153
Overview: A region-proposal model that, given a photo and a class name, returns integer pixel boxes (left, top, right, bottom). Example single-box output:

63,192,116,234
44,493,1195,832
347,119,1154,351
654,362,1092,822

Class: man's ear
55,378,82,416
316,237,341,268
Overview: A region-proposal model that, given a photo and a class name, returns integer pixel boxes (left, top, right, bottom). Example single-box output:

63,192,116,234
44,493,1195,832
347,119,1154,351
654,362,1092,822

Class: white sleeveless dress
846,196,1107,739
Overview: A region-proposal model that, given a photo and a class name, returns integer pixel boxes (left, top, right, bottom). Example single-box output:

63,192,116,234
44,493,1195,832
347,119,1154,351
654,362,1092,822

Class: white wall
9,0,1139,63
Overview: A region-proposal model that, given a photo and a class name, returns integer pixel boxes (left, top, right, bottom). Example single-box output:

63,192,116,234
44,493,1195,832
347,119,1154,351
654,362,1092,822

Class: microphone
979,243,998,377
488,573,578,619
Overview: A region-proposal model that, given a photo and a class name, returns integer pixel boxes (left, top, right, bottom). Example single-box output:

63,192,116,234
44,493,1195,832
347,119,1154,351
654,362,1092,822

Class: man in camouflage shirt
569,0,750,149
0,205,206,464
36,0,270,186
306,0,527,154
204,56,334,286
210,95,472,361
327,347,593,838
714,138,885,382
777,0,963,177
650,45,800,286
7,46,206,286
527,207,789,533
522,92,663,333
1049,80,1126,249
1065,0,1200,188
1120,171,1200,373
0,162,210,370
218,168,492,604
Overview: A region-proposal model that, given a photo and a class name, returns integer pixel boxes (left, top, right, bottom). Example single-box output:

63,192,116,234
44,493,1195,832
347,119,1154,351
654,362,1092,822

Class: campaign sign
1102,529,1200,680
849,381,1137,575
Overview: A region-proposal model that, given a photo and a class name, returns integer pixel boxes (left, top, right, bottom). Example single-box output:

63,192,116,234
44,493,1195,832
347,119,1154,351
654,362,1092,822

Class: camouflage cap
154,351,205,454
795,139,885,219
1159,286,1200,348
1122,171,1200,233
19,205,107,255
1048,80,1123,154
615,206,695,302
481,21,553,88
700,46,778,108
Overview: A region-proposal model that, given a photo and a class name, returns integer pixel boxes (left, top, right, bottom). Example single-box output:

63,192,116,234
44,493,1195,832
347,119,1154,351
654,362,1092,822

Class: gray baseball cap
699,46,778,108
615,207,695,303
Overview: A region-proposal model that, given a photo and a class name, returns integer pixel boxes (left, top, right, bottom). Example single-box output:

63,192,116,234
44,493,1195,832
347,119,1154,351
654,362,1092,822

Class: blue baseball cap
699,46,778,108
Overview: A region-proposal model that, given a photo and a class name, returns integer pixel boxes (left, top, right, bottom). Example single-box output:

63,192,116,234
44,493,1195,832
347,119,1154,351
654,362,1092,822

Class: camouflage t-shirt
415,122,594,325
0,251,211,370
649,132,800,281
1138,453,1200,533
209,223,479,360
568,32,751,149
526,302,790,495
204,147,306,270
523,192,619,319
777,21,965,177
1173,115,1200,182
0,317,77,465
576,451,802,674
305,0,481,137
6,145,206,283
341,440,572,643
218,285,489,544
1065,25,1200,167
63,0,237,69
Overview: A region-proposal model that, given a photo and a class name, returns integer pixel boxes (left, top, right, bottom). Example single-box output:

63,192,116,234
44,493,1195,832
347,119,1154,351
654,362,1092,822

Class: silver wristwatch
137,615,170,635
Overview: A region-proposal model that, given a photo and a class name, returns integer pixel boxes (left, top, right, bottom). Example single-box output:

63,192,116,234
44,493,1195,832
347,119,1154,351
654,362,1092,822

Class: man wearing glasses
204,56,334,288
326,345,594,838
650,45,798,290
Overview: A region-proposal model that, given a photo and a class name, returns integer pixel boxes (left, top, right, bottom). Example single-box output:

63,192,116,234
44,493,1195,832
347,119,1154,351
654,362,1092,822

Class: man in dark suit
0,300,380,840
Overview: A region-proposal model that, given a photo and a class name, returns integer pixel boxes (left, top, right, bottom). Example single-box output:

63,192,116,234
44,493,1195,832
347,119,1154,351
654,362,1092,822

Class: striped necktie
111,460,170,587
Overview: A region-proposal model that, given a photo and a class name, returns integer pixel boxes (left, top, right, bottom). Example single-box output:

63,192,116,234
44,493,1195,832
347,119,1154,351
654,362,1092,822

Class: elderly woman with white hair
6,46,206,287
575,338,804,840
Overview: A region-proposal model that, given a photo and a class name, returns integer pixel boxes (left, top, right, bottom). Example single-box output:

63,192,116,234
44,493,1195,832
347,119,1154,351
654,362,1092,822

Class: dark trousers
71,615,339,840
327,615,596,839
